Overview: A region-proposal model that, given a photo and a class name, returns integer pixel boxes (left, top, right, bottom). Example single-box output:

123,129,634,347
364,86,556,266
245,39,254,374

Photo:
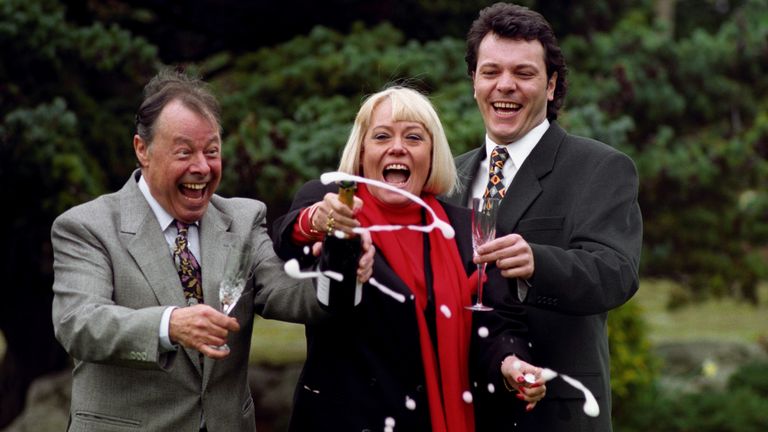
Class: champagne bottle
316,181,363,311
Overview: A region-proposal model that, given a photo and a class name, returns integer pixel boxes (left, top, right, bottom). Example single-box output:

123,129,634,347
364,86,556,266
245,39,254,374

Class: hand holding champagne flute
466,197,501,311
214,240,254,351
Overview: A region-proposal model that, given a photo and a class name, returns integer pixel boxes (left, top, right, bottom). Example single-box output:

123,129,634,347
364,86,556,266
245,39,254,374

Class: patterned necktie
484,146,510,199
173,220,204,306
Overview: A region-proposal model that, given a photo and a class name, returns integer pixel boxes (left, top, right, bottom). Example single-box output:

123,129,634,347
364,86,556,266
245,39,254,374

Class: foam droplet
440,305,452,318
405,396,416,410
477,326,489,338
512,360,522,371
583,399,600,417
303,246,310,255
283,260,307,278
524,373,536,384
462,391,473,404
322,270,344,282
369,278,406,303
560,374,600,418
541,368,558,382
487,383,495,393
385,417,395,427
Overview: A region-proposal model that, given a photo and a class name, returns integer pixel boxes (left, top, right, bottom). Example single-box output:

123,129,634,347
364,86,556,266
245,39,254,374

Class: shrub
617,362,768,431
728,361,768,398
608,300,659,423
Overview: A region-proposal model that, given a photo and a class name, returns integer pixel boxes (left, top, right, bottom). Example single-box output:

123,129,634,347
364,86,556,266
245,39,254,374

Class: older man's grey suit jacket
52,170,323,431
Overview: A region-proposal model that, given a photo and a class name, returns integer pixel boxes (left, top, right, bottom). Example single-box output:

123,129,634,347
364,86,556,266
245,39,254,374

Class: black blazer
446,122,643,432
272,180,531,431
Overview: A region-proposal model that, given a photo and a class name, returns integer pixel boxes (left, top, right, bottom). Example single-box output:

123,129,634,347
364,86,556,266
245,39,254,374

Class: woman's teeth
383,164,409,184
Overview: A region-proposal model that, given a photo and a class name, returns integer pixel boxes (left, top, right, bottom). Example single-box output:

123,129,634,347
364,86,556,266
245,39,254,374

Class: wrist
307,203,323,237
298,204,324,241
501,355,519,392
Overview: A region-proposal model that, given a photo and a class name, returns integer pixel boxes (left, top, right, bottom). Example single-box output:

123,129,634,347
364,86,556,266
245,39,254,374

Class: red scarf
356,184,475,432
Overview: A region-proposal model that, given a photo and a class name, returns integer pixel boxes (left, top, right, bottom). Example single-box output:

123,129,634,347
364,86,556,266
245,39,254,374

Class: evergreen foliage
561,0,768,304
211,0,768,305
0,0,159,426
1,0,767,427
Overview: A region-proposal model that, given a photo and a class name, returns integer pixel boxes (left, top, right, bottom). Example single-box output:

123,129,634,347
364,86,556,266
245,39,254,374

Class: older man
51,69,371,431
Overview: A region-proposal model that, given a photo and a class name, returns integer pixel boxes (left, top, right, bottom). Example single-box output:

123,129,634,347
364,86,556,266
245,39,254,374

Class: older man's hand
169,304,240,359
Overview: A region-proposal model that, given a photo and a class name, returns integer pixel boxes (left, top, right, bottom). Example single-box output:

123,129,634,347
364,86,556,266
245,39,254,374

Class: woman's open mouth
382,163,410,186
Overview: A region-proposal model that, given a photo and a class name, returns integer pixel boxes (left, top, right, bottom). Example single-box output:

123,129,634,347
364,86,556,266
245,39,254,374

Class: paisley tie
173,220,204,306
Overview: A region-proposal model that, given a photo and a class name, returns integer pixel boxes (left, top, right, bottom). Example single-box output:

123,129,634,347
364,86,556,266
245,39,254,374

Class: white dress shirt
467,120,550,301
468,119,550,205
138,175,201,350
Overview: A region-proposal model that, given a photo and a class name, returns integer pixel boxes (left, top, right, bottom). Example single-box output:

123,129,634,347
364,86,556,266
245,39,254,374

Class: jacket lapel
447,146,487,206
199,201,240,389
121,173,210,376
121,173,188,309
199,204,238,312
497,123,564,234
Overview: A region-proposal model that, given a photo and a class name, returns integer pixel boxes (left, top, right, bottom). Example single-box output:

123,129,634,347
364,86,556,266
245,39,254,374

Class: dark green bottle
317,181,363,311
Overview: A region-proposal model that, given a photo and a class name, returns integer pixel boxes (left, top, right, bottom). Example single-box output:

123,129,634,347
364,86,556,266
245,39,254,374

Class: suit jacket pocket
72,411,141,430
517,216,564,232
242,395,255,415
517,216,565,245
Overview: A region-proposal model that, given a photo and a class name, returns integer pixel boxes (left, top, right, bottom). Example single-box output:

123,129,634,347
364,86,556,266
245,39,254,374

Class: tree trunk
654,0,677,37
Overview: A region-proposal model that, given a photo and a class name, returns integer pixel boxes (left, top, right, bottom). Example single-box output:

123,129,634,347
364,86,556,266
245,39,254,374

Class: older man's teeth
183,183,206,190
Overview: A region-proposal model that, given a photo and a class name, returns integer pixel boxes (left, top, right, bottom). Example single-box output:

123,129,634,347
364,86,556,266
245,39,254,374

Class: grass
631,279,768,344
246,279,768,365
249,317,307,364
1,280,763,364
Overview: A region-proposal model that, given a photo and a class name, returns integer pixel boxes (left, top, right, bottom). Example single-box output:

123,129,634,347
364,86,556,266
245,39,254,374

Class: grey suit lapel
199,203,238,312
121,173,188,309
498,123,564,234
120,172,206,375
121,173,242,379
199,201,239,390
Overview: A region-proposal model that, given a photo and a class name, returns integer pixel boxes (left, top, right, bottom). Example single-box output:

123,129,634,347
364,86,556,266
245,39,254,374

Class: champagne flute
466,197,501,312
214,240,254,351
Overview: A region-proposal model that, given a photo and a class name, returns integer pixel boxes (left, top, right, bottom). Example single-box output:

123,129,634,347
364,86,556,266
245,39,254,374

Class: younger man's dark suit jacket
445,122,642,432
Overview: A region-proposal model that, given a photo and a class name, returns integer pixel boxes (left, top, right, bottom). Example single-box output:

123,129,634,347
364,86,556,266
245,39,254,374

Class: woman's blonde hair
337,86,457,196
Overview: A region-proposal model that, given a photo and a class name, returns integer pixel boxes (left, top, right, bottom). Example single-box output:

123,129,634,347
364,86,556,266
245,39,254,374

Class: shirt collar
484,118,549,168
137,174,198,231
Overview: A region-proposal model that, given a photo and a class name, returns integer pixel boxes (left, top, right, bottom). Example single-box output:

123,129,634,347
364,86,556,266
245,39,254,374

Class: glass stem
476,263,484,305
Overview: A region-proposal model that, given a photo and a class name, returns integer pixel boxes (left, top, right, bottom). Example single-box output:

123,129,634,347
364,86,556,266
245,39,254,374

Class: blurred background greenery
1,0,767,430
